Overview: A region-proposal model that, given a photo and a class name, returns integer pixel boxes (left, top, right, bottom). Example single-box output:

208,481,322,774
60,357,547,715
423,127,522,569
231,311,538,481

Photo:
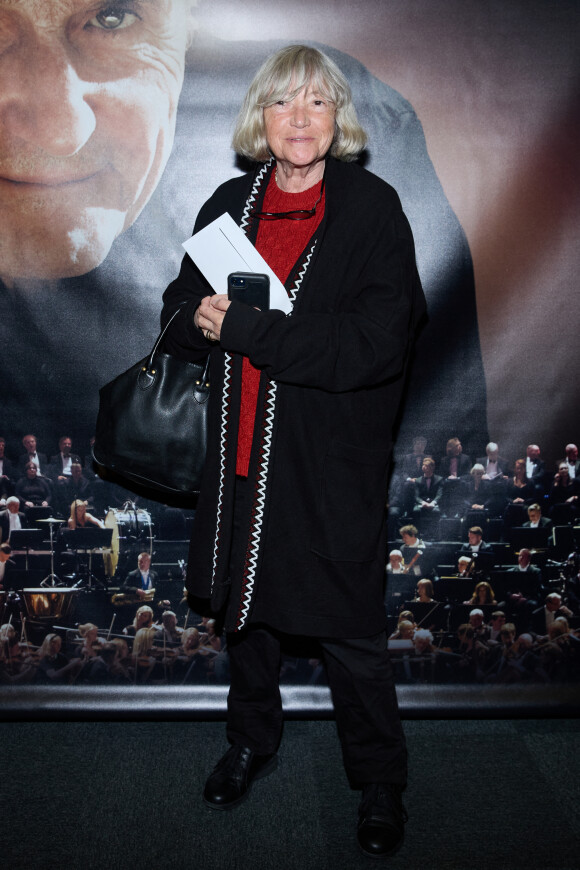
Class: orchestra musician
122,605,156,637
67,499,105,530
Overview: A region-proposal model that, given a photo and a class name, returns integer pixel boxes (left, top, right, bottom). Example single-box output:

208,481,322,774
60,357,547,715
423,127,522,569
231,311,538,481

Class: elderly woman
161,45,424,857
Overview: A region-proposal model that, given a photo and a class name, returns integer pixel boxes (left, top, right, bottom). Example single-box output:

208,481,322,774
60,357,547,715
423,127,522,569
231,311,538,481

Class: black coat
162,158,425,637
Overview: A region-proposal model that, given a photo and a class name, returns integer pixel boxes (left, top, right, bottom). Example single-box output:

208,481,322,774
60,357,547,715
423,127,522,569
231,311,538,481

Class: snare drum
103,508,153,577
22,588,79,620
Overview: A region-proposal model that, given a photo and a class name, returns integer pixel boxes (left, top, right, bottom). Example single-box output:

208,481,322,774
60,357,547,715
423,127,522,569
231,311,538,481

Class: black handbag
93,308,210,500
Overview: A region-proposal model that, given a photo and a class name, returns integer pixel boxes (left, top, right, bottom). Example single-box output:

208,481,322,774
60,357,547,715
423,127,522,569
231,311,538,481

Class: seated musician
468,608,491,642
399,524,426,577
413,578,436,604
458,526,495,573
109,638,134,682
487,611,507,642
0,543,15,590
202,618,222,652
155,610,184,646
123,604,156,637
523,503,552,530
173,627,216,683
0,496,28,543
68,499,105,530
465,580,497,607
388,619,416,642
507,548,543,601
131,627,160,684
58,463,95,515
386,549,404,574
0,622,36,683
35,633,81,683
15,462,52,508
456,556,473,578
74,623,103,660
121,552,158,601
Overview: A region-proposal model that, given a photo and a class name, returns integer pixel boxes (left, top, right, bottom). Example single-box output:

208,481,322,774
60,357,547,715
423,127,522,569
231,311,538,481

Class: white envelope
182,212,291,314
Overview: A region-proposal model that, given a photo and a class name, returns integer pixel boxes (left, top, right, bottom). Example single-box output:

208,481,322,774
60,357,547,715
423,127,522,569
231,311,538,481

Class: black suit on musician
413,475,443,509
121,568,159,596
507,565,543,600
523,517,552,530
0,509,28,543
48,453,83,480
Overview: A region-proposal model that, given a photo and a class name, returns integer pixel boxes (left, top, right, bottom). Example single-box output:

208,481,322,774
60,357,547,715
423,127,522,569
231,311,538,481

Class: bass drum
103,507,153,578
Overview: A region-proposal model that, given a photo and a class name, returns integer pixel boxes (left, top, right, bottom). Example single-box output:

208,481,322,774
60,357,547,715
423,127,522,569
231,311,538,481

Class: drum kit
14,502,153,624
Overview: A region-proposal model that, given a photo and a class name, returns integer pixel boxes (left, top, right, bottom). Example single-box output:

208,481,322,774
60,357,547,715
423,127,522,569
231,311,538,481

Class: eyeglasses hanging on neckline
250,171,325,221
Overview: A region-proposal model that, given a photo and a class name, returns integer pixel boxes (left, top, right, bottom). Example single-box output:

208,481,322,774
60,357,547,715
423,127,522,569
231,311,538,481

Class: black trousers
226,625,407,789
225,476,407,788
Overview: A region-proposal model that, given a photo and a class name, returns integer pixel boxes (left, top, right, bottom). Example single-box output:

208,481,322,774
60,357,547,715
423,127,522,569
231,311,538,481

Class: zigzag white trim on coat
236,240,318,629
210,351,232,590
240,159,274,233
211,164,271,593
288,243,317,306
237,380,277,628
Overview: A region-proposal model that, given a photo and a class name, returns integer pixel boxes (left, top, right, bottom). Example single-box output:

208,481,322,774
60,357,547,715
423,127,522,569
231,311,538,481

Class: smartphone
227,272,270,310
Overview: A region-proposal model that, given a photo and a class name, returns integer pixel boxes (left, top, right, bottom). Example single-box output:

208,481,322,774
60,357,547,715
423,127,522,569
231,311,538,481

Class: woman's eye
86,8,139,31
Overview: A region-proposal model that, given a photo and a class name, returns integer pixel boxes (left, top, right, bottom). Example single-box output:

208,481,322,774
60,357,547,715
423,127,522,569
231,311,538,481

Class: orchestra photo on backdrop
1,433,578,688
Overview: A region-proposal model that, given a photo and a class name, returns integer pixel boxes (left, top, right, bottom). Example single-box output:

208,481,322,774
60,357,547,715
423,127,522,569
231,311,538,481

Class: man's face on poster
0,1,190,284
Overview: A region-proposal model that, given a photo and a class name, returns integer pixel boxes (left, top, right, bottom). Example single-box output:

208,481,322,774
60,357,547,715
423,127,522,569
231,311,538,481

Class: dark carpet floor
1,718,579,870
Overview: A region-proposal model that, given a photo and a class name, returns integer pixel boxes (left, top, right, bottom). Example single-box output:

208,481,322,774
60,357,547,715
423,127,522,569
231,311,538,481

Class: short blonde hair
232,45,367,162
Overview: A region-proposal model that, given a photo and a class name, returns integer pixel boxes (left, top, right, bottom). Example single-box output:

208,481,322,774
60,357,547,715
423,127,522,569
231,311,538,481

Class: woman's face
263,85,335,172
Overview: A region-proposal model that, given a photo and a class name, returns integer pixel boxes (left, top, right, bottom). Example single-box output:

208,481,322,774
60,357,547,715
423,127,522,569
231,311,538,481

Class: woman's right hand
195,295,230,342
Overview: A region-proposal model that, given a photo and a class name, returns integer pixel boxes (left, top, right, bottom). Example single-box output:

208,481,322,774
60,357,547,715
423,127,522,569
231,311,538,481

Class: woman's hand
194,294,231,342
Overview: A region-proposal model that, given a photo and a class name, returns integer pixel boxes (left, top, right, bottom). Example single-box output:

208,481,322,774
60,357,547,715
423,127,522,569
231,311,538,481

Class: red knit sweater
236,173,325,476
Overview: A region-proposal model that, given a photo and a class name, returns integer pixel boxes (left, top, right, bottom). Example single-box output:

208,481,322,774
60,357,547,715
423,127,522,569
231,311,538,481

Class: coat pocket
311,440,391,562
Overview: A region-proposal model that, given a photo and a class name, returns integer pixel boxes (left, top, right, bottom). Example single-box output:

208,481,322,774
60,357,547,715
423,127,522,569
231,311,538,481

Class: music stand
60,527,113,588
510,526,550,551
37,517,65,587
9,529,45,570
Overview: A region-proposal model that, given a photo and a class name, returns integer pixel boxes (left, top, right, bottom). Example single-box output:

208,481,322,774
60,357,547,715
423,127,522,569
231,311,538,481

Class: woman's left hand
196,294,231,342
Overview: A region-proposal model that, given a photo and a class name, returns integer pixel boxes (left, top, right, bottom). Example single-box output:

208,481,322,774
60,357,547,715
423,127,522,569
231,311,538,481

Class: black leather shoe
203,745,277,810
357,783,407,858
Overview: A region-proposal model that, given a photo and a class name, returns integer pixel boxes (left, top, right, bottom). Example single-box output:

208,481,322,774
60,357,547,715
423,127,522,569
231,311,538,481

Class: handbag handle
139,306,210,389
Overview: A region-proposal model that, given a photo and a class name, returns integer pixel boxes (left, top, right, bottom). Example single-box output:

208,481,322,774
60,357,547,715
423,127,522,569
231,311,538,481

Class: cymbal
37,517,64,524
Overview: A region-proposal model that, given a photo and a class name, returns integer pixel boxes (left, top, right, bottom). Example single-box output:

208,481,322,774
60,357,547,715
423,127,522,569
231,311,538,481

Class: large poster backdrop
1,1,578,707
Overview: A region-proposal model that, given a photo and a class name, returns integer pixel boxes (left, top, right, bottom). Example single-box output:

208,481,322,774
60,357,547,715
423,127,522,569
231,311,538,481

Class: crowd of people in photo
1,431,579,687
383,436,580,684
